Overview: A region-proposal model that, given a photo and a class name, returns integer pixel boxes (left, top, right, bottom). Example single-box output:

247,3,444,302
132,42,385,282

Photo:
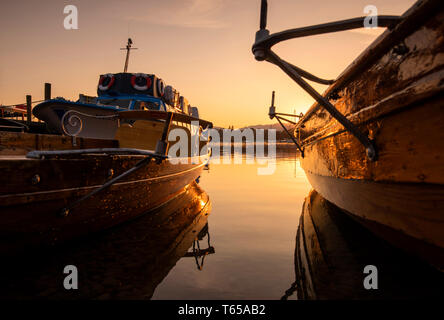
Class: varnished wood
0,155,207,254
115,119,164,150
0,126,210,254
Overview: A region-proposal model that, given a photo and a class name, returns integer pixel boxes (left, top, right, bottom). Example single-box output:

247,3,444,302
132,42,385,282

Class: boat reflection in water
284,190,444,300
0,182,214,299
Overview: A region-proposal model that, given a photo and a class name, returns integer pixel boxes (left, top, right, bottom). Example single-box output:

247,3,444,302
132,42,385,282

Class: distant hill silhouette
239,123,294,131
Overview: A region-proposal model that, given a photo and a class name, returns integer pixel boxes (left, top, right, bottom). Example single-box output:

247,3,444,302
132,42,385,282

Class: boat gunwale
295,0,442,130
0,159,206,205
297,88,444,149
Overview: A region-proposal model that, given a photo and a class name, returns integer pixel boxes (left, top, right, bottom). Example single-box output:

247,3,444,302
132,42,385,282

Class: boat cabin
95,72,196,116
88,95,168,112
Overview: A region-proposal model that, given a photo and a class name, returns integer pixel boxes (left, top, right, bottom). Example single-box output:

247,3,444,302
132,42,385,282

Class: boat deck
0,155,30,160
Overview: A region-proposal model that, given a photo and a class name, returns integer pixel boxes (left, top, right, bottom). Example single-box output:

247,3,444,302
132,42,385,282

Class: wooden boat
0,181,213,299
0,121,211,254
0,41,213,254
0,132,208,254
252,0,444,269
291,190,444,300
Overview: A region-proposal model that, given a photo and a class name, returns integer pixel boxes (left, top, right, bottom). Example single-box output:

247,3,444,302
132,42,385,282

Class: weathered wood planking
298,0,443,123
300,96,444,184
296,6,444,182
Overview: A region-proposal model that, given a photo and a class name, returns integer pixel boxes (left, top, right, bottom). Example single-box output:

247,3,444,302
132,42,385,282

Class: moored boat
252,0,444,269
0,39,213,253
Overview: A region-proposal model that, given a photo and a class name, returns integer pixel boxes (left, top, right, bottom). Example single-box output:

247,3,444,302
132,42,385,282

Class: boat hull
304,171,444,269
0,154,207,254
295,0,444,268
300,95,444,269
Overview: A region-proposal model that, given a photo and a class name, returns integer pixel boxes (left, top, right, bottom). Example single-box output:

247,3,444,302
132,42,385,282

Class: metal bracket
268,91,305,157
266,51,377,161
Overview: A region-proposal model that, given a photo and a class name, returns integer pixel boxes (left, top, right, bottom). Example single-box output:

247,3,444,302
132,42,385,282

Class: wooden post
44,83,51,100
26,95,32,124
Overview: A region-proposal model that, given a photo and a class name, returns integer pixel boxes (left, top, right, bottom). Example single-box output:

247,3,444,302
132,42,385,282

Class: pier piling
26,95,32,124
44,83,51,101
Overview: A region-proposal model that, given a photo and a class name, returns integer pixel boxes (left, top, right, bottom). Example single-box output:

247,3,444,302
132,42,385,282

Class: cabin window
133,101,161,111
98,99,132,108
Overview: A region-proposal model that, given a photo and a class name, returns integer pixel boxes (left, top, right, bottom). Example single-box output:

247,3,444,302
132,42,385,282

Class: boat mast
120,38,138,73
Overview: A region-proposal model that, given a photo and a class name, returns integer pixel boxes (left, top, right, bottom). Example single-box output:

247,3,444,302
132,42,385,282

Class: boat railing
57,109,212,155
252,0,405,161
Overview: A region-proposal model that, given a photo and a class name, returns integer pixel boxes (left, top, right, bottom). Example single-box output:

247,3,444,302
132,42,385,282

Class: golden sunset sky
0,0,416,128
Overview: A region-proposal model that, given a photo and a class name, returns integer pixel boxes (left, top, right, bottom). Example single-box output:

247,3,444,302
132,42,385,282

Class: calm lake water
0,149,310,300
2,149,441,299
153,150,309,299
